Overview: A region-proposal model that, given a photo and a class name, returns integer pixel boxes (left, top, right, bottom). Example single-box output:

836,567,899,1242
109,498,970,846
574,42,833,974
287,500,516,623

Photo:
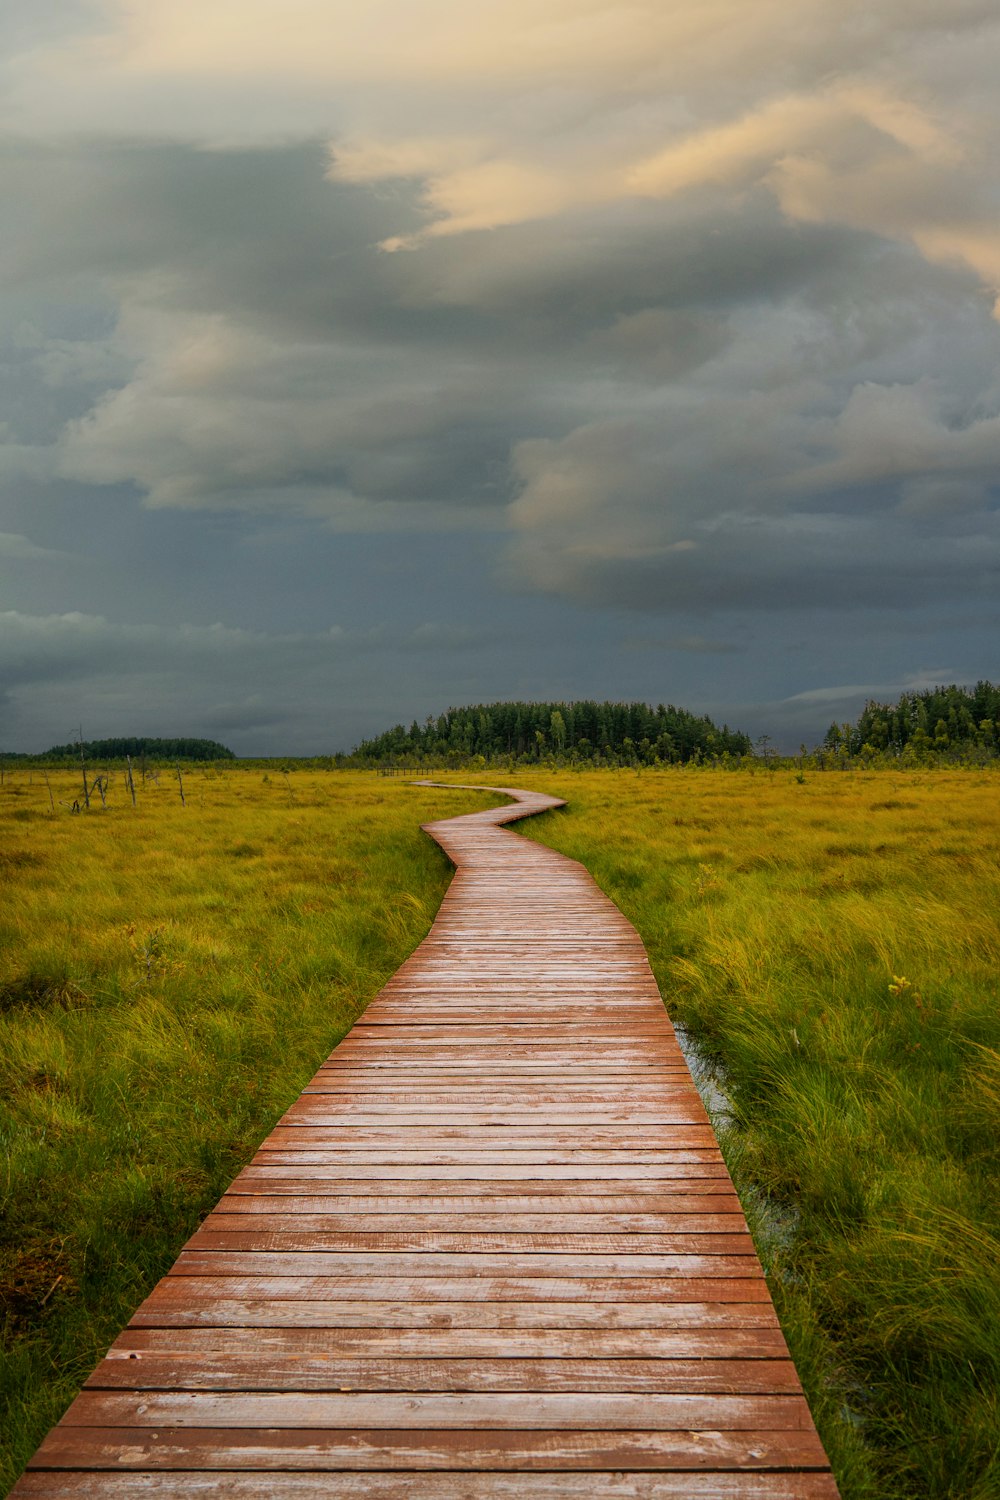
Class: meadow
0,768,496,1492
0,764,997,1498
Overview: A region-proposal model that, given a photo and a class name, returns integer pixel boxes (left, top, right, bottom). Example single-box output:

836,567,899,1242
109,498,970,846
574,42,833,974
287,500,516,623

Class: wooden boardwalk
14,784,839,1498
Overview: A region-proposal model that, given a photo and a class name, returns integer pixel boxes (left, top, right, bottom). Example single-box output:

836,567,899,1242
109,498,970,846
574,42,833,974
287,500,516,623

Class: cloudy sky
1,1,998,754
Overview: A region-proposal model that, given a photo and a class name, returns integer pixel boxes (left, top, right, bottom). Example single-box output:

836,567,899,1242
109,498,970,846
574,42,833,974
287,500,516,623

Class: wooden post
176,765,186,807
78,728,90,810
126,755,137,807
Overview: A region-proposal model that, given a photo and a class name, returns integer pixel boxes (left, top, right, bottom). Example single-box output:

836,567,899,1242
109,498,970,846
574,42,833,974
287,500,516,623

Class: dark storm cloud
1,1,998,752
0,609,498,754
0,142,530,524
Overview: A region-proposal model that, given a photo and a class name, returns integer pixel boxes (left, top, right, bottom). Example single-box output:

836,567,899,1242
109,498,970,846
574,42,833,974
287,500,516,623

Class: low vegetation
0,768,495,1493
502,766,999,1500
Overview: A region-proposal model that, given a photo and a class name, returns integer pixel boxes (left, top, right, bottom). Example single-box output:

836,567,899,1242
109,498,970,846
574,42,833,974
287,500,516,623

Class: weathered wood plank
247,1151,725,1165
129,1297,782,1330
231,1162,733,1181
10,1471,844,1497
25,1426,833,1472
187,1230,757,1254
170,1251,764,1277
135,1274,778,1304
216,1193,746,1212
87,1355,804,1393
209,1207,749,1228
107,1327,791,1358
48,1388,817,1430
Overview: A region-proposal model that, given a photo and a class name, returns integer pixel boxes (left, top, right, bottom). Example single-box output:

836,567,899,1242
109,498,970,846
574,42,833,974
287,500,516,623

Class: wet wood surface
15,783,839,1497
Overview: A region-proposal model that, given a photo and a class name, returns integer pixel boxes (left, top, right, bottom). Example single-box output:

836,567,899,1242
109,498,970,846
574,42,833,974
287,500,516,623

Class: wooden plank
247,1151,725,1165
107,1328,791,1358
230,1170,740,1194
170,1251,764,1276
136,1274,777,1304
86,1355,804,1394
267,1123,715,1137
14,782,837,1498
52,1389,817,1428
129,1298,782,1330
186,1230,756,1254
10,1471,844,1497
232,1163,733,1181
270,1103,706,1117
26,1426,833,1471
216,1193,746,1211
210,1206,749,1226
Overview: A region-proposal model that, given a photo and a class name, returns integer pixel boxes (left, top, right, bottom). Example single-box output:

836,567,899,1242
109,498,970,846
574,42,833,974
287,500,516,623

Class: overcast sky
1,1,998,754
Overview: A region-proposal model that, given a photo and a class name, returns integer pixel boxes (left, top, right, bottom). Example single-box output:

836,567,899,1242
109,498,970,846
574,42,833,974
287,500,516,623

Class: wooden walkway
14,784,839,1498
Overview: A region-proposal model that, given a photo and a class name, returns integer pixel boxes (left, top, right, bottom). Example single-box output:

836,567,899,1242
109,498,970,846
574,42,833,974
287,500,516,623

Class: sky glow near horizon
1,0,998,753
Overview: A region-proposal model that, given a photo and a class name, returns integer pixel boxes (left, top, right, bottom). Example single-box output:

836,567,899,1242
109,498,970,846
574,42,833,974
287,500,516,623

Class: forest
825,682,999,758
352,699,752,766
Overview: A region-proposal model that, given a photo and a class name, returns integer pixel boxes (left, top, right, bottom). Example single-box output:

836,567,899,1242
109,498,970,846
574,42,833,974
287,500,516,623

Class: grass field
1,765,997,1498
501,766,1000,1500
0,768,496,1493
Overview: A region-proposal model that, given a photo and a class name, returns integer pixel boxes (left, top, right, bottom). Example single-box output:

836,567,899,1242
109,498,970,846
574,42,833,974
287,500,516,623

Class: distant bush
40,737,236,763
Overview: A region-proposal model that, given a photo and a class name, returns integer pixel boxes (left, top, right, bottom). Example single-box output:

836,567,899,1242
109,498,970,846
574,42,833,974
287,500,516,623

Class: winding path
14,784,839,1498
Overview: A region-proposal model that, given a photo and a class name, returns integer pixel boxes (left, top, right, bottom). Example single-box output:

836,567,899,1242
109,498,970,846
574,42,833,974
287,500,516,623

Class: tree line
824,682,999,761
3,685,998,771
351,700,752,768
36,737,236,763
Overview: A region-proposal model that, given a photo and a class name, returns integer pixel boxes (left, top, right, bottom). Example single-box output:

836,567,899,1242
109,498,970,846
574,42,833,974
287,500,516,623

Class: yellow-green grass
0,769,497,1493
463,765,998,1500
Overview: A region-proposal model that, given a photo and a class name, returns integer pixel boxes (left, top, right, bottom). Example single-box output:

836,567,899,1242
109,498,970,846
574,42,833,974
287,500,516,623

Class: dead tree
78,728,90,810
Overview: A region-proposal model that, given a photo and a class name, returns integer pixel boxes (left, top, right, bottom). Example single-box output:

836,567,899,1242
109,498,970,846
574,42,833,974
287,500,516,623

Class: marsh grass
0,769,496,1492
490,766,1000,1500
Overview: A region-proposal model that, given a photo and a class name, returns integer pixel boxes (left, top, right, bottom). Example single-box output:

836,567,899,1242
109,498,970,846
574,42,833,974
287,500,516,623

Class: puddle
670,1011,869,1443
671,1017,799,1262
671,1020,735,1128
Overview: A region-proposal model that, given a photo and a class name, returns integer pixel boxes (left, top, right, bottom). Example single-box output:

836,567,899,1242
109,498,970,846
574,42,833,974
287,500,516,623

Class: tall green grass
498,766,1000,1500
0,769,495,1493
